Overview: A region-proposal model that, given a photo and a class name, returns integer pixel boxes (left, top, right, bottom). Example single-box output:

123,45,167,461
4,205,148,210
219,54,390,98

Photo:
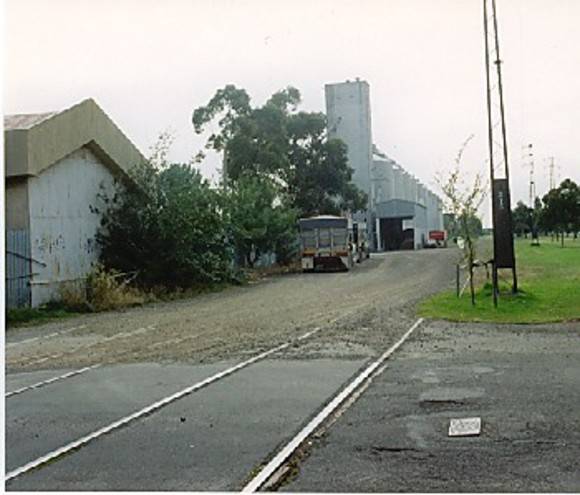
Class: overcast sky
5,0,580,224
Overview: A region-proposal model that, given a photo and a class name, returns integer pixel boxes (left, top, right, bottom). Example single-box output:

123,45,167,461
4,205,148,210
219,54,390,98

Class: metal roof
4,112,58,130
4,99,146,180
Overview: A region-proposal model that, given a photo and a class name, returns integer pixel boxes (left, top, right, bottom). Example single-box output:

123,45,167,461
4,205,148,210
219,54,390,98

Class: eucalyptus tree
192,85,366,217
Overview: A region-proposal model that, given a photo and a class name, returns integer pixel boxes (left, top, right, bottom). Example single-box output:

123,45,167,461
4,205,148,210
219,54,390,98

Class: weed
85,264,145,311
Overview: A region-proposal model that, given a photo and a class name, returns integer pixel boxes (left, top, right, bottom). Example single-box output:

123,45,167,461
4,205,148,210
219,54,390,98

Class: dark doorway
379,217,414,251
401,228,415,250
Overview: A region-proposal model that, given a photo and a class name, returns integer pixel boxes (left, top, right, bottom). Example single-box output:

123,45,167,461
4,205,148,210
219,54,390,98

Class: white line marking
5,328,319,482
22,326,154,366
5,365,102,398
6,325,87,348
241,317,425,493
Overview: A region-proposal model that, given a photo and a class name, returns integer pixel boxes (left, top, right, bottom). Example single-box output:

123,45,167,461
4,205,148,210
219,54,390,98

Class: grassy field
419,236,580,323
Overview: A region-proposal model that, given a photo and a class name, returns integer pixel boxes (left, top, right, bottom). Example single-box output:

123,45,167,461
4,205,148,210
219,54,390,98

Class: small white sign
448,417,481,437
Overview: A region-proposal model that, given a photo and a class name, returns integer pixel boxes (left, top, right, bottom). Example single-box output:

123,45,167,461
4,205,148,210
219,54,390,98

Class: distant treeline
512,178,580,244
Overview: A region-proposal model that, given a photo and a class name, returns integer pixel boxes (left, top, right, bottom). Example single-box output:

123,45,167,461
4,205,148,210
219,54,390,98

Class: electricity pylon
547,156,557,191
522,143,535,206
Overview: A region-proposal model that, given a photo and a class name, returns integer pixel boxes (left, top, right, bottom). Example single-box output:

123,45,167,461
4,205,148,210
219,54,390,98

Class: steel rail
5,306,367,481
17,325,155,367
242,317,424,493
5,308,342,399
5,307,359,482
6,325,88,348
5,365,102,398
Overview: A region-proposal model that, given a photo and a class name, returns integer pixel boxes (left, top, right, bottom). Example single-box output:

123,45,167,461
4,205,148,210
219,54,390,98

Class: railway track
5,324,88,348
5,308,344,399
5,310,423,490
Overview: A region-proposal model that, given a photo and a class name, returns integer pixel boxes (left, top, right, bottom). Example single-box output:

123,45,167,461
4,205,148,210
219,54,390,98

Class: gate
6,229,32,308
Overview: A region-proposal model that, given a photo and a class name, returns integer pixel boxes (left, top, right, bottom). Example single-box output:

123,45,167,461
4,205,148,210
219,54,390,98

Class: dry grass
243,260,302,283
59,264,146,312
85,265,146,311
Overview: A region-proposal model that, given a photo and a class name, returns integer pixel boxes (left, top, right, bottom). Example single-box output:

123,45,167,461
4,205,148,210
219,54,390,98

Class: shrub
96,162,233,289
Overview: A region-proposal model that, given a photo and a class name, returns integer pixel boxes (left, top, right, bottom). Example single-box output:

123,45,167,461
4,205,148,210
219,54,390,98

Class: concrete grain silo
324,79,445,252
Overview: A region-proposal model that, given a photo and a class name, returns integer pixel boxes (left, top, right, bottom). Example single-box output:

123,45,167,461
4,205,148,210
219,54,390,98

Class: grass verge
6,305,82,327
419,237,580,323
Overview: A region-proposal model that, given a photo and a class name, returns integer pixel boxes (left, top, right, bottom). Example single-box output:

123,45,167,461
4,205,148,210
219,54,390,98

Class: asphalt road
6,249,457,490
7,248,578,492
283,320,580,493
6,359,367,491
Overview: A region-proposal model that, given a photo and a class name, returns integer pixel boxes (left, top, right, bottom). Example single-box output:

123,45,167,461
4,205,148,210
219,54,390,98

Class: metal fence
6,229,32,308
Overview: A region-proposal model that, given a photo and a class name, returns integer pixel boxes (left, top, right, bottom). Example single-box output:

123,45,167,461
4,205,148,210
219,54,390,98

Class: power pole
483,0,518,303
522,143,535,206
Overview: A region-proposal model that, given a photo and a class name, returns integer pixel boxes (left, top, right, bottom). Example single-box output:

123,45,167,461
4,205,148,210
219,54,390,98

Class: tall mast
483,0,518,298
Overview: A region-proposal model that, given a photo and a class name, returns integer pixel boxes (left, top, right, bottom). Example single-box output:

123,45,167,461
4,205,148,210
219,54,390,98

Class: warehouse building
4,99,145,308
325,79,443,251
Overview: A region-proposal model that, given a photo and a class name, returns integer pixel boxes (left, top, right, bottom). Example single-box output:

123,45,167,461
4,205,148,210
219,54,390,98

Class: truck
426,230,448,248
298,215,368,272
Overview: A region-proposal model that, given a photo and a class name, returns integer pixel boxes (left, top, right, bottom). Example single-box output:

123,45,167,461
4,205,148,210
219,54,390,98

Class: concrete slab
6,358,366,491
282,321,580,492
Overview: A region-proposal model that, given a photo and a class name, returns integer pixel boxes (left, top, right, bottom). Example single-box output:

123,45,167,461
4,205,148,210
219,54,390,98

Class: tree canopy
226,175,297,267
540,178,580,243
512,201,534,237
192,85,367,216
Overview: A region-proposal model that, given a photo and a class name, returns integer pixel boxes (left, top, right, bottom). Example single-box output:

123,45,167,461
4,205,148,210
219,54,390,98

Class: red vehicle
426,230,448,248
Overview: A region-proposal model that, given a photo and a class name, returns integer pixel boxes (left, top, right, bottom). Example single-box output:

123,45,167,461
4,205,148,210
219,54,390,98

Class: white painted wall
27,147,116,306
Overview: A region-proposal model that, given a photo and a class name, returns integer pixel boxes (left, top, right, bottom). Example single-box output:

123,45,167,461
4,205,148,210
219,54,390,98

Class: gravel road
6,249,457,372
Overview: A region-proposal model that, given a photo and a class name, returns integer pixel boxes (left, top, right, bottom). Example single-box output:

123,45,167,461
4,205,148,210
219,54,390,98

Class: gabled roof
4,99,146,179
5,112,58,130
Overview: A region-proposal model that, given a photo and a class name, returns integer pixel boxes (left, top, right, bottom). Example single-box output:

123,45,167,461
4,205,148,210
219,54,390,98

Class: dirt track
6,249,458,372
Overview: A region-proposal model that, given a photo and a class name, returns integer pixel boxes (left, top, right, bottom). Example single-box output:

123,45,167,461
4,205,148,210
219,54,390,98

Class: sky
4,0,580,225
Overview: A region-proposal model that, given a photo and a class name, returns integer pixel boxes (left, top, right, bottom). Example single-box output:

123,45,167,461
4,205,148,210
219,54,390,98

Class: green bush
226,175,298,267
97,162,233,289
